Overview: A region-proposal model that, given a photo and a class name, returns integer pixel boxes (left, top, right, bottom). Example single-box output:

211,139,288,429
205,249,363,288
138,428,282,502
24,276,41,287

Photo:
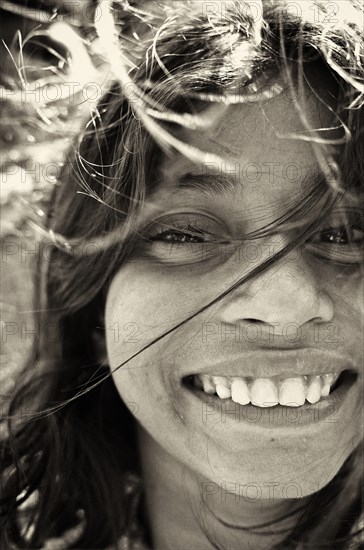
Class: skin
105,72,363,549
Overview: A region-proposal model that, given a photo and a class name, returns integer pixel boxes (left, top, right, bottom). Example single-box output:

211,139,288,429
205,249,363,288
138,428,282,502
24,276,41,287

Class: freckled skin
105,74,363,548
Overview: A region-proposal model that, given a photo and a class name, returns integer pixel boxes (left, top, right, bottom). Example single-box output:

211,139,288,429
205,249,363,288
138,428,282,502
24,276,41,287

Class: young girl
1,1,363,548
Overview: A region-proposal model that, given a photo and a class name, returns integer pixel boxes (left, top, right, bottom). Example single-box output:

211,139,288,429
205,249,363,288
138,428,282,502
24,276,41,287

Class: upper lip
183,349,356,380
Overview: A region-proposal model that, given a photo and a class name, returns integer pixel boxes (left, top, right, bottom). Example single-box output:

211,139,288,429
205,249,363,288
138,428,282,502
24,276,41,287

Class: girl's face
105,76,363,499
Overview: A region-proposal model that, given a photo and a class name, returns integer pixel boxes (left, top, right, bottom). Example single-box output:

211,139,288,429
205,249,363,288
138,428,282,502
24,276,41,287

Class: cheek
104,258,225,367
325,266,363,305
326,269,363,344
104,260,234,436
105,262,195,361
104,262,195,418
104,263,210,471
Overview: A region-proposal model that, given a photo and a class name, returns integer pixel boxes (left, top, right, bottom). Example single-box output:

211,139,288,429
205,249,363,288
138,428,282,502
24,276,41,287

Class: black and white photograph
1,1,363,548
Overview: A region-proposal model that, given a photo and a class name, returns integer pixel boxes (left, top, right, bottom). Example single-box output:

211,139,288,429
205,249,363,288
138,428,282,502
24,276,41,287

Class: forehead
160,72,338,198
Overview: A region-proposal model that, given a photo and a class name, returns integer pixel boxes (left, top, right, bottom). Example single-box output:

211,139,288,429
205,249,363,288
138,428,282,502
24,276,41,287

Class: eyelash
309,226,362,245
148,222,211,244
143,212,363,265
148,221,363,244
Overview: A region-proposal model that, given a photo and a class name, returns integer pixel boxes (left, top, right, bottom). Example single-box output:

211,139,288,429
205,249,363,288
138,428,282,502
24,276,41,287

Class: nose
219,248,334,333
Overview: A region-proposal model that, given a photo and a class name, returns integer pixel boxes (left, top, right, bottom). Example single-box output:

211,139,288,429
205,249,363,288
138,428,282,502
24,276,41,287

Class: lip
181,349,357,380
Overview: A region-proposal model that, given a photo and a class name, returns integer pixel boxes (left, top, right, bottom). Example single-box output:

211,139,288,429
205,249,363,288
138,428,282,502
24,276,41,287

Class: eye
149,223,208,244
137,213,231,266
314,226,363,245
306,208,364,265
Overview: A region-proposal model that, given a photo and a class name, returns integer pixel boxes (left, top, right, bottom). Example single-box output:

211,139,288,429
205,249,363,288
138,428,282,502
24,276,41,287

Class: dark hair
1,1,363,548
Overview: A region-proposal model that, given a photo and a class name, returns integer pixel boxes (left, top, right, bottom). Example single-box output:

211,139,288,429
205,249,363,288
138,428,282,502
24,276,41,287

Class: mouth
182,370,357,408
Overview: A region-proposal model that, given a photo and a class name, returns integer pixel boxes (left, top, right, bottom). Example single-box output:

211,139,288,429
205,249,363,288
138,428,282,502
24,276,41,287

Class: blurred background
0,1,102,412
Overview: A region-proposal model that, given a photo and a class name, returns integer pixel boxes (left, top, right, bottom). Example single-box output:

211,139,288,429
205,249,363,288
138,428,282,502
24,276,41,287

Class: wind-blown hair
0,1,363,548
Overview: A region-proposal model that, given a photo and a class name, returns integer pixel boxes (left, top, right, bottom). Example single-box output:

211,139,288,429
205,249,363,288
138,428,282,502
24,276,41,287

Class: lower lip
183,371,357,430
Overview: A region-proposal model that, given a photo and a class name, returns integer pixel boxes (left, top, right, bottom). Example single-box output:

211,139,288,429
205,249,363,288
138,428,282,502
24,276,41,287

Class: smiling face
105,72,363,500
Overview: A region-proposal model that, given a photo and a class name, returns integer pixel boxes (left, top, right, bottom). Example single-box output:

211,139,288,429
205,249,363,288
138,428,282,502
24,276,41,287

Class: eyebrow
175,169,241,196
175,168,324,197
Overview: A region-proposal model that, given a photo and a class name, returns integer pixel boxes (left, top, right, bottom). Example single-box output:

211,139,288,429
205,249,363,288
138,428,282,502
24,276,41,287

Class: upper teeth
194,373,340,408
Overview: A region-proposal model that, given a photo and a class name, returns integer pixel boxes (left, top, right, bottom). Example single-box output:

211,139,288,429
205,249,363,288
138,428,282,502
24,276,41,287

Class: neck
137,427,308,550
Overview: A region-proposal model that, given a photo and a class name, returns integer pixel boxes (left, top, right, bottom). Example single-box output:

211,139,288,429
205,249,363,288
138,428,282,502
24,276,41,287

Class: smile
181,349,358,411
182,368,358,430
187,372,342,408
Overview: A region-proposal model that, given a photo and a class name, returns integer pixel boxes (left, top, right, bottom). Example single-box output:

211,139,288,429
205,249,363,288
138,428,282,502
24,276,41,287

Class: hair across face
105,63,363,492
1,1,363,548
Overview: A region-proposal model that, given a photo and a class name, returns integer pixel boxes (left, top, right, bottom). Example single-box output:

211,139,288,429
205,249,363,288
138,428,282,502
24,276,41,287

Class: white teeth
193,371,340,407
306,376,322,404
231,378,250,405
321,373,335,397
279,378,306,407
200,374,216,394
213,377,231,399
250,379,279,407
